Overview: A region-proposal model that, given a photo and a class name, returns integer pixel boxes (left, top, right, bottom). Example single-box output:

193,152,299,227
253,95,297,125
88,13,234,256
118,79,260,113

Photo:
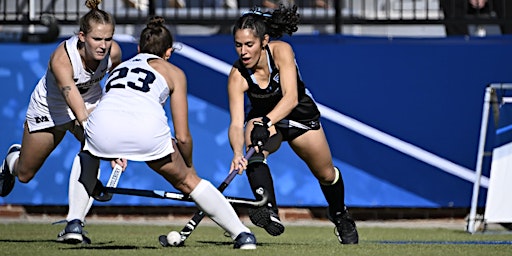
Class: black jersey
234,45,321,126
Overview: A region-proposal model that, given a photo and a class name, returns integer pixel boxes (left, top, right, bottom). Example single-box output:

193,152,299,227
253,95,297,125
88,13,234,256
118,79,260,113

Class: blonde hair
79,0,115,35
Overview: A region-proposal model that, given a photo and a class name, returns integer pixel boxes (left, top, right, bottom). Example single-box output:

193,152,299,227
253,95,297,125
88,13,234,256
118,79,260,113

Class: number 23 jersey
83,53,174,161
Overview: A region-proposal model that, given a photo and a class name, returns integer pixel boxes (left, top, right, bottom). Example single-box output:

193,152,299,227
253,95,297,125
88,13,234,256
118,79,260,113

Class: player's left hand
251,120,270,151
111,158,128,171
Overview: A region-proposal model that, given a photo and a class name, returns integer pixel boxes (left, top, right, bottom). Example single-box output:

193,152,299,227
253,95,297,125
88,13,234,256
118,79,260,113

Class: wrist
262,116,272,128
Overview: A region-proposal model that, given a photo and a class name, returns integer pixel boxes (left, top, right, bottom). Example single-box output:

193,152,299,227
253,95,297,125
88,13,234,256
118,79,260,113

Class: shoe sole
56,233,83,244
0,144,19,197
0,171,15,197
248,208,284,236
238,244,257,250
335,228,359,244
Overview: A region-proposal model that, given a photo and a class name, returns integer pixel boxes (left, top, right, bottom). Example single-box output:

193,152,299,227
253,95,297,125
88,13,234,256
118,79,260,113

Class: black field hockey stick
159,147,257,247
100,186,267,207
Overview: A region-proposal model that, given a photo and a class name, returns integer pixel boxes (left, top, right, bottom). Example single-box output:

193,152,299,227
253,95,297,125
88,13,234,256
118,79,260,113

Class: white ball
166,231,182,246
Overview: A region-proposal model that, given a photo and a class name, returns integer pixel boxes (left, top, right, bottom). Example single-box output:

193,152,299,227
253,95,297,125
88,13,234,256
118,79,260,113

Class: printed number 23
105,67,156,93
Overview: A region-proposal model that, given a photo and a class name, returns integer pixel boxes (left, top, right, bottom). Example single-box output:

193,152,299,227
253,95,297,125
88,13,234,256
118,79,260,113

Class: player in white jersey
68,16,257,249
83,53,174,161
0,0,122,244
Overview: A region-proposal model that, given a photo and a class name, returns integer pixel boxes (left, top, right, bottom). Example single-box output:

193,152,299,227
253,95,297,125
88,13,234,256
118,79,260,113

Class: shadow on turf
62,245,158,250
197,240,307,246
0,239,158,250
60,241,158,250
0,239,57,243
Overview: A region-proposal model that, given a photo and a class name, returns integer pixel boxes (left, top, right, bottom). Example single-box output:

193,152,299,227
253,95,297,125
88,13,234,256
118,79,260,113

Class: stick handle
219,147,256,190
106,164,123,188
177,147,256,244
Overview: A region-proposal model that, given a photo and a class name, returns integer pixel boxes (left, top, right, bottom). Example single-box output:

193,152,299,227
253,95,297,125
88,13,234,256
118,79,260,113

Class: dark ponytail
233,4,300,40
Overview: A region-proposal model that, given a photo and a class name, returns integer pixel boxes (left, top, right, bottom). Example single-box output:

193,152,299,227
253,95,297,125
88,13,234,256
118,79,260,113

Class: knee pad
261,133,282,153
76,151,100,196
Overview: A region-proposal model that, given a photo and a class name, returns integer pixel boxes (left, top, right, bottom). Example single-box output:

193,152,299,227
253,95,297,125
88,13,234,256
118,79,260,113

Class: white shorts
83,108,175,162
26,84,100,132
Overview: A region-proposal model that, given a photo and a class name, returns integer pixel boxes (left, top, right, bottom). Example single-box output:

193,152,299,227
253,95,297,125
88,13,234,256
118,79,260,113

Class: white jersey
83,53,174,161
26,35,112,132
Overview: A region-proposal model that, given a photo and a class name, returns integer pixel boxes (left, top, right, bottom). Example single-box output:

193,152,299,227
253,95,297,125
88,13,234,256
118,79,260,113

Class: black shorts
274,119,321,141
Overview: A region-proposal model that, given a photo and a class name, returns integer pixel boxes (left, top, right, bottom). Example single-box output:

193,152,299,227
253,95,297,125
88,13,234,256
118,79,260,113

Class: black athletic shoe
329,210,359,244
56,219,90,244
0,144,20,197
233,232,256,249
248,206,285,236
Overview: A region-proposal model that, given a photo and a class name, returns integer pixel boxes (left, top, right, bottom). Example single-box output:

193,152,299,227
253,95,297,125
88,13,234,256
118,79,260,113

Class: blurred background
1,0,512,227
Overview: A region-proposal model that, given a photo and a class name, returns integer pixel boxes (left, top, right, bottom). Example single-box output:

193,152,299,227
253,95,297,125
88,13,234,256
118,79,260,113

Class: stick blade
158,235,170,247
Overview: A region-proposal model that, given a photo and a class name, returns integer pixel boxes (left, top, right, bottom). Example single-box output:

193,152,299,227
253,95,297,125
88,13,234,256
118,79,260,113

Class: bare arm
227,67,249,173
167,63,194,167
51,43,89,125
109,41,123,71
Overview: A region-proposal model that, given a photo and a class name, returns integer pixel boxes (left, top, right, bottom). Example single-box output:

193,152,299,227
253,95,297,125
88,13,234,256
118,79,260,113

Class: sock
189,179,251,239
320,167,346,216
246,161,278,212
6,150,20,176
66,154,98,222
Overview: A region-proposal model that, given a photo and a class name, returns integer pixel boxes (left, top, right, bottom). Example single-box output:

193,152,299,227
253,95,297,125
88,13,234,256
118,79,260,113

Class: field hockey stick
101,186,267,207
93,163,123,202
159,146,257,247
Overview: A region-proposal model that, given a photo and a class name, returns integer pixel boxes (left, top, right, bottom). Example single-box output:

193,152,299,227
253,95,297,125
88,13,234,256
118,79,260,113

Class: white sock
66,155,96,222
189,179,251,239
6,151,20,176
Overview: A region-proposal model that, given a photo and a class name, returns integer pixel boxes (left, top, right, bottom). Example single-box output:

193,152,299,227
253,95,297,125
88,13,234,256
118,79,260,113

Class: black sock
320,167,346,216
246,161,278,212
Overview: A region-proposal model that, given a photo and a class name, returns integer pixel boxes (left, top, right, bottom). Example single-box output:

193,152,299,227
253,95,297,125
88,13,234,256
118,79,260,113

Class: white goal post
468,83,512,234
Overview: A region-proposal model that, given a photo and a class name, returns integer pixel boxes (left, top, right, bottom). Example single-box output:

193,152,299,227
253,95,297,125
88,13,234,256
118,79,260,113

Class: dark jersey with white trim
234,45,320,125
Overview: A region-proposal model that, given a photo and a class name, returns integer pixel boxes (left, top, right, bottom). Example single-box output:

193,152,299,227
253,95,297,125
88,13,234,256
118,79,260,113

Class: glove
251,120,270,147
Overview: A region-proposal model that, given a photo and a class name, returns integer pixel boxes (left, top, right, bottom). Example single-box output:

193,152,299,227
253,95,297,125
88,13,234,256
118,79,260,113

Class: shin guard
246,152,277,211
320,166,346,216
76,151,100,196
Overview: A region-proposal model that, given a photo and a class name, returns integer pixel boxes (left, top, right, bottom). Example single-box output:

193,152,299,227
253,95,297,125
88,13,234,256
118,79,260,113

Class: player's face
80,22,114,61
234,28,264,69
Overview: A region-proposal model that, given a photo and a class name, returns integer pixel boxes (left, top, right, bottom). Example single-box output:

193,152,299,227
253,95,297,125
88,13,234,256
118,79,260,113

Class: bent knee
17,172,35,183
316,166,339,185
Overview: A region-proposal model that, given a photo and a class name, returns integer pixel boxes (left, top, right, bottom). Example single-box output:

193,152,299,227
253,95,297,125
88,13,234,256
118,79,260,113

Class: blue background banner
1,35,511,207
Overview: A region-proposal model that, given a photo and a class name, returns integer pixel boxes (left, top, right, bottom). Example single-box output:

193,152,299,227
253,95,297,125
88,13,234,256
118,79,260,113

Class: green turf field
1,222,511,256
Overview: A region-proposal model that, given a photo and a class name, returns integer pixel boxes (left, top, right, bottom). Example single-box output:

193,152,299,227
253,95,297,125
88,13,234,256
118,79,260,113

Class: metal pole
29,0,35,33
334,0,342,34
467,86,492,233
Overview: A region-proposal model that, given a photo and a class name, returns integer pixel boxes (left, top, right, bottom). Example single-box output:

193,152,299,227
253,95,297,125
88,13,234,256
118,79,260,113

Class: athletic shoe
0,144,21,197
329,210,359,244
248,206,285,236
233,232,256,249
56,219,90,244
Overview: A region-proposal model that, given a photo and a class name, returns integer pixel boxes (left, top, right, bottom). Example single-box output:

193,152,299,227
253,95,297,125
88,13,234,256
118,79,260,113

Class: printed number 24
105,67,156,93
